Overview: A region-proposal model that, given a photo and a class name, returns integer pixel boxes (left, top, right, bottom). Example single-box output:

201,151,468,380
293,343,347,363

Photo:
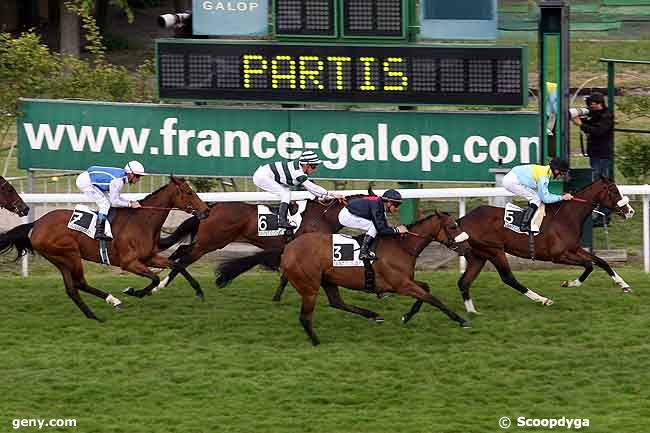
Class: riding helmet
382,189,403,203
124,160,146,176
299,150,322,165
549,157,570,173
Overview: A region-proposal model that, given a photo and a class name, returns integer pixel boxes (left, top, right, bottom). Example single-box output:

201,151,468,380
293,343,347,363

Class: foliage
617,134,650,183
189,177,219,193
0,31,155,139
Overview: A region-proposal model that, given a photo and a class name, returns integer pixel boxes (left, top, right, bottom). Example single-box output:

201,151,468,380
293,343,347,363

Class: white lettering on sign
202,1,259,12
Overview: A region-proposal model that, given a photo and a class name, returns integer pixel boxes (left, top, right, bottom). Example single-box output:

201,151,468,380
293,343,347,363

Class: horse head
408,211,471,255
169,176,210,220
0,176,29,217
583,177,634,220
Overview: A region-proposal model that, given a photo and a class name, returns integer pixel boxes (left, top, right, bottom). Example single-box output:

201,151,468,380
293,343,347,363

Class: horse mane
141,177,186,201
406,211,449,230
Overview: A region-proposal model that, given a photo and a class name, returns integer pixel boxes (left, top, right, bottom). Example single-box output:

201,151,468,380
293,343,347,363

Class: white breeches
76,172,110,215
338,208,377,238
253,166,291,204
502,171,541,207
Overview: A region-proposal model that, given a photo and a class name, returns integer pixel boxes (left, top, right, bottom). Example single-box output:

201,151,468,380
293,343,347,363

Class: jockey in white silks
502,157,573,232
75,161,146,240
253,151,343,229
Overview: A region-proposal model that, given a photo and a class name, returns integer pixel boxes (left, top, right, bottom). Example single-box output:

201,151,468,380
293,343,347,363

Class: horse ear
435,209,441,217
368,185,376,196
170,175,180,185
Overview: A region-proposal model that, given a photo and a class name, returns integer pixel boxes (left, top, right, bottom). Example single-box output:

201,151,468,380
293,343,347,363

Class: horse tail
215,248,284,288
158,216,200,250
0,223,34,261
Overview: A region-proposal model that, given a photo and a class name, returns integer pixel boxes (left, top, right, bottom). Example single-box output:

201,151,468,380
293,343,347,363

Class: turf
1,267,648,433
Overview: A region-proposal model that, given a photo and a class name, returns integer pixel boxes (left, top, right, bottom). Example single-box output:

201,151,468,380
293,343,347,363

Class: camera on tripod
569,107,590,119
158,12,191,29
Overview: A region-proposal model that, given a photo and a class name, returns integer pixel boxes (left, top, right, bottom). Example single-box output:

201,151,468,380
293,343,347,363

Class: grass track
1,268,648,433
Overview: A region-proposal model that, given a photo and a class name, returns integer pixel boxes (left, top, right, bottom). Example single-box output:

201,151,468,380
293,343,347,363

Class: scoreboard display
157,40,526,106
275,0,336,37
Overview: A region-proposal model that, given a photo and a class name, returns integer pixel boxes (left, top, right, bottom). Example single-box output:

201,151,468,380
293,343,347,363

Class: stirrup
359,251,377,261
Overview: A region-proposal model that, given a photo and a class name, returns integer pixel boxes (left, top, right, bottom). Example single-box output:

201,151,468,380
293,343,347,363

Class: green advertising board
18,99,539,182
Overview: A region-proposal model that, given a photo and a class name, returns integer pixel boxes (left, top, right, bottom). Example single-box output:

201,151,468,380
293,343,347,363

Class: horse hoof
560,280,569,287
622,287,632,293
401,314,411,324
122,287,136,296
196,291,205,301
114,303,123,312
374,316,384,323
460,321,472,328
543,298,554,306
272,296,282,302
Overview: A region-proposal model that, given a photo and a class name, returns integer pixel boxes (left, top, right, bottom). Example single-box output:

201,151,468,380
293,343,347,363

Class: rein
138,205,182,211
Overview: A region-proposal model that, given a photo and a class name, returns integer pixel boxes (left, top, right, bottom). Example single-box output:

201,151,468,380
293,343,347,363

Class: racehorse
401,177,636,323
0,177,209,320
155,196,358,299
0,176,29,216
281,211,472,345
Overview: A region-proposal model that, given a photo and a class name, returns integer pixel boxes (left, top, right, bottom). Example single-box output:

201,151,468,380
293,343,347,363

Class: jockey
75,161,146,241
253,150,342,229
502,157,573,232
338,189,408,260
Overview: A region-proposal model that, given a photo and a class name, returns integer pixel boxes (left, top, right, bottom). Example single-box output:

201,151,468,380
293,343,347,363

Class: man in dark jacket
338,189,408,260
571,92,614,224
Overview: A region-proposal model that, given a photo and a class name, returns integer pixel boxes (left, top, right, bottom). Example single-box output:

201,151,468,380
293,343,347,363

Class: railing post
643,195,650,273
22,170,34,277
459,197,466,273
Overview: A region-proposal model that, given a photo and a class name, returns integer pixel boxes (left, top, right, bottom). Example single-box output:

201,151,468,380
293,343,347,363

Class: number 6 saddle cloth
256,200,306,236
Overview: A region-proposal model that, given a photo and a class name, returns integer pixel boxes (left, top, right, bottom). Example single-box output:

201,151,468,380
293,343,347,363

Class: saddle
67,205,118,265
503,203,546,260
331,234,375,294
257,201,306,237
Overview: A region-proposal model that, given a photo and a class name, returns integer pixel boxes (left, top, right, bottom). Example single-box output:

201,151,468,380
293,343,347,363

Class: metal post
22,170,34,277
643,195,650,273
607,61,616,180
458,197,466,273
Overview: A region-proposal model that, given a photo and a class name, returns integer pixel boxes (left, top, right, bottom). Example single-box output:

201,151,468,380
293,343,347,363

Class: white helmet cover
124,160,146,176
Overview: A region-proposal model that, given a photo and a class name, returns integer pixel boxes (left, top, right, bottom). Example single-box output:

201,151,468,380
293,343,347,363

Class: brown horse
155,196,358,299
402,177,636,323
0,176,29,216
281,211,472,345
0,177,209,320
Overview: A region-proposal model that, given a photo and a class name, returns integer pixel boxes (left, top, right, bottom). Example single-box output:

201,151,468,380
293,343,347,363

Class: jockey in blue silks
502,157,573,232
75,161,146,240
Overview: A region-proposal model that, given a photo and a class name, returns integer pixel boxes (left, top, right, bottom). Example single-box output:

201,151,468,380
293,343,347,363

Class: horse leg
490,251,554,306
55,264,100,321
401,280,429,324
399,280,470,328
575,249,632,293
458,253,487,314
322,282,383,322
299,293,321,346
551,251,595,288
272,273,290,302
154,247,205,300
121,257,166,298
79,282,123,311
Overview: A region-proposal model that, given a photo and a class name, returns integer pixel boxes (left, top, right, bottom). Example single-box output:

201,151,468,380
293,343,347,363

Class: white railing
17,185,650,274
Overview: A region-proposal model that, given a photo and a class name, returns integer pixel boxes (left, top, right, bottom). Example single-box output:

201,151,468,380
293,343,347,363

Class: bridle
0,178,26,214
574,181,631,216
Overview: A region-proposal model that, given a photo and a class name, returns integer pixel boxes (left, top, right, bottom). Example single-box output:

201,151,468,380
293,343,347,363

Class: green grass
1,267,648,433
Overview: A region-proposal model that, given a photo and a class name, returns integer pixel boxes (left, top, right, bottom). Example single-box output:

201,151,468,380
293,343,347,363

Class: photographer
571,92,614,225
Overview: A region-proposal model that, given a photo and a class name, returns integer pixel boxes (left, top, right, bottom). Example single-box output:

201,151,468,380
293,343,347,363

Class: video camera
158,12,191,29
569,107,590,119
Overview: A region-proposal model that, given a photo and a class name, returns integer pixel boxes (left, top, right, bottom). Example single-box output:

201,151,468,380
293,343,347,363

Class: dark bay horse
0,176,29,216
155,196,357,299
0,177,209,320
402,177,635,323
281,211,472,345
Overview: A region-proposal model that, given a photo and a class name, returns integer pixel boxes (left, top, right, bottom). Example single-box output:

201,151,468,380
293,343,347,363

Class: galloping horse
402,177,635,323
0,176,29,216
155,196,357,299
0,177,209,320
281,211,472,345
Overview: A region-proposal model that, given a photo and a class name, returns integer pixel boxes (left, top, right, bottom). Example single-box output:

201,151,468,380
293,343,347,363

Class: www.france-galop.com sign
17,99,540,182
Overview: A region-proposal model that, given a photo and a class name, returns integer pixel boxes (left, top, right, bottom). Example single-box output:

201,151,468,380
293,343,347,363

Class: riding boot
358,234,377,261
277,202,296,229
520,203,538,233
94,216,112,241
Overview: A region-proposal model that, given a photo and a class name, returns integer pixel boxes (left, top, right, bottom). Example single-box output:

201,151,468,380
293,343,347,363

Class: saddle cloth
503,203,546,235
257,200,306,236
332,234,364,267
67,205,114,239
